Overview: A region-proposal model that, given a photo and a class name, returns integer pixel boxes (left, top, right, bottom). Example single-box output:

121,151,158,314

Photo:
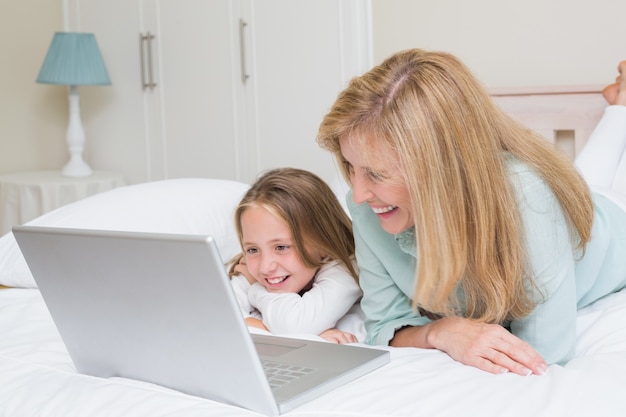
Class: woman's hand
319,328,358,344
392,317,548,376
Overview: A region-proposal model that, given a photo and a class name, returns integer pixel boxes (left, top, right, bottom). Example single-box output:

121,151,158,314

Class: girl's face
340,136,414,235
240,205,320,293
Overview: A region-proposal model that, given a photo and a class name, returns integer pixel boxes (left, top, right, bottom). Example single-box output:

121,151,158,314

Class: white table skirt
0,171,125,235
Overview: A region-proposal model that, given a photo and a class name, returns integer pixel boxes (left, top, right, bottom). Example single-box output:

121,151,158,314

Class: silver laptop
13,225,389,416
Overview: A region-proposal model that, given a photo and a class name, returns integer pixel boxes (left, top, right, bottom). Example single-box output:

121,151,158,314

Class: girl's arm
319,328,358,344
230,274,255,317
245,317,268,331
247,261,361,335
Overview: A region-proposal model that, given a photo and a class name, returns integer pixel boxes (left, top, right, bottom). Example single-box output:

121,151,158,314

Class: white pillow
0,178,249,288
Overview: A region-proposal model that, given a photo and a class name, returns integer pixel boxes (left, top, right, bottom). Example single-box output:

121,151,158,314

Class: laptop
13,225,389,416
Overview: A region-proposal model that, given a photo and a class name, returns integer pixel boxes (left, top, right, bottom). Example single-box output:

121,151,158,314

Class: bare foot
603,61,626,105
602,83,620,105
617,61,626,106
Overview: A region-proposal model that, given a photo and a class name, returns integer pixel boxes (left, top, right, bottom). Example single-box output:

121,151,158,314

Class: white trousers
574,105,626,211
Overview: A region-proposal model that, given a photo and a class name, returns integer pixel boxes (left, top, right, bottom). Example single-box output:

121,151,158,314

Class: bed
1,86,625,417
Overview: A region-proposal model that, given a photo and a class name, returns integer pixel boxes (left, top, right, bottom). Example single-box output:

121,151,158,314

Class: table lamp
36,32,111,177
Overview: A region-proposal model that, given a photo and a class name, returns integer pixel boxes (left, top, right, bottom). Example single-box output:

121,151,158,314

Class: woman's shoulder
504,153,537,177
504,154,553,197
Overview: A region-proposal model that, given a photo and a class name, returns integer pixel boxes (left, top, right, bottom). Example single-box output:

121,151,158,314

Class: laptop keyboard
262,360,316,389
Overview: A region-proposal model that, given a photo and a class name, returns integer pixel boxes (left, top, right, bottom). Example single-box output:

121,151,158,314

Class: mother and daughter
228,49,626,377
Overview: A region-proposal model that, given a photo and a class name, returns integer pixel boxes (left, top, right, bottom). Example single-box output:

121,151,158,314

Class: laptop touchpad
255,339,306,357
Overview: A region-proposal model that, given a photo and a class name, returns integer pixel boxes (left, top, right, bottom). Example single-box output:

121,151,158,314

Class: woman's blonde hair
317,49,593,323
228,167,357,281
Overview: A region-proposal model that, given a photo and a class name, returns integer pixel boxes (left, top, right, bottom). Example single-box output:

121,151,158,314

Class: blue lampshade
36,32,111,86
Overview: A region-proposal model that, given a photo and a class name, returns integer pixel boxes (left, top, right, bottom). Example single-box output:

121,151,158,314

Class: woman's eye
366,169,386,183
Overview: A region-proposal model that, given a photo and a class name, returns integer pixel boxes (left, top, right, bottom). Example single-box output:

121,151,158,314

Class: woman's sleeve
508,167,579,365
247,262,362,335
348,198,431,346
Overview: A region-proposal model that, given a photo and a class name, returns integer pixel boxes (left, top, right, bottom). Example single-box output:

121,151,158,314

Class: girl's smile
240,205,320,293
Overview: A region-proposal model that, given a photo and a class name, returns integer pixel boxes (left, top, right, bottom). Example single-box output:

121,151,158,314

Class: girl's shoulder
315,259,359,283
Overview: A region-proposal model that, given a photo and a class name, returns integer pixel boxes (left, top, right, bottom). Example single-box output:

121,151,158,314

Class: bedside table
0,170,126,235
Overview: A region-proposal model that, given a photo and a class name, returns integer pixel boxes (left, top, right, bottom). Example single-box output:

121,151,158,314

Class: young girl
228,167,363,344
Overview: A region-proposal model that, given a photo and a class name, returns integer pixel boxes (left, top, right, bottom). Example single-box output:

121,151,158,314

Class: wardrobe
65,0,371,185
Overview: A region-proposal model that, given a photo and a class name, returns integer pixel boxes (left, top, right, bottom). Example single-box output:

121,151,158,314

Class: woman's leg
575,61,626,190
612,146,626,195
575,106,626,188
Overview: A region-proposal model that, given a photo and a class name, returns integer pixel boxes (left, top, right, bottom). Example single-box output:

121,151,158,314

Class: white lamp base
63,156,93,177
62,85,93,177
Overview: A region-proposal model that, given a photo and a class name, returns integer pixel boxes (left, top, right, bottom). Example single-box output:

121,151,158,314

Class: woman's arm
391,318,548,376
350,189,548,376
507,159,580,365
348,199,432,345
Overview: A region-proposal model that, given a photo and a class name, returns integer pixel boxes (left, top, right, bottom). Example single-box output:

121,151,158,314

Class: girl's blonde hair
229,167,357,281
317,49,593,323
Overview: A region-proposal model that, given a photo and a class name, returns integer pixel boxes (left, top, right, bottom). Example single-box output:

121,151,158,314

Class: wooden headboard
491,85,607,159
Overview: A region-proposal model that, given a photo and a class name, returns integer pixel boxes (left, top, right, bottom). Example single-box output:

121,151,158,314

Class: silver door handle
239,19,250,84
140,32,157,90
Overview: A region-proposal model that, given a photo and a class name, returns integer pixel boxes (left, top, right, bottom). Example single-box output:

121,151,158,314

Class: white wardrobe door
150,0,242,180
245,0,362,185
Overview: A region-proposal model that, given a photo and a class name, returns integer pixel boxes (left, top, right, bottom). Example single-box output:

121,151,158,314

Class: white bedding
1,287,626,416
1,178,625,416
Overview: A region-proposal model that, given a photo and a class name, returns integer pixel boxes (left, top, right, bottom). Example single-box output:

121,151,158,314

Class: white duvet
1,179,625,416
1,287,625,417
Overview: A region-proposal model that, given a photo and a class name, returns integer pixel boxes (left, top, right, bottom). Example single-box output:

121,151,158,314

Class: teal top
349,156,626,365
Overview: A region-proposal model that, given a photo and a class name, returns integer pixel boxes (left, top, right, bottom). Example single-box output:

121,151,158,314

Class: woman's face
240,205,319,293
340,136,414,235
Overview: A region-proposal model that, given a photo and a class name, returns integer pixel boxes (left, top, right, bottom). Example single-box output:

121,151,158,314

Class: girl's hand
319,328,358,344
245,317,269,331
234,258,256,284
393,317,548,376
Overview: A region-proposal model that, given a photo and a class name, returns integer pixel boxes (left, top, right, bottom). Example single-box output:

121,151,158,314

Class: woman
317,49,626,376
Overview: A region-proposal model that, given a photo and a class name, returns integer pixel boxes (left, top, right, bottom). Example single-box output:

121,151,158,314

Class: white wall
2,0,625,177
372,0,626,89
0,0,66,174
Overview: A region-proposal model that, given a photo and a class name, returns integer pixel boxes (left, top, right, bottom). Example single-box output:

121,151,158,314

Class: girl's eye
275,245,289,252
245,247,258,255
